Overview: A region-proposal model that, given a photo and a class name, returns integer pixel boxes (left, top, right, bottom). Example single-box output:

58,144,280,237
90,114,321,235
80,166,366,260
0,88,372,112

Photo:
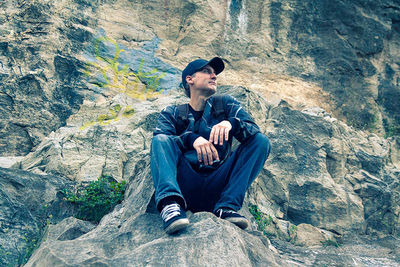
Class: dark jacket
153,94,260,166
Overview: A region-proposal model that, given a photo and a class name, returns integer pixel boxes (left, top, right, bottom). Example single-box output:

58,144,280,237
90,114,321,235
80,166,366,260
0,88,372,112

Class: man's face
186,65,217,96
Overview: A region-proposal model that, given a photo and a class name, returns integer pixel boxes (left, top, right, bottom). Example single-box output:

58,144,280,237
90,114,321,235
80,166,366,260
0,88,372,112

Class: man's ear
186,75,194,86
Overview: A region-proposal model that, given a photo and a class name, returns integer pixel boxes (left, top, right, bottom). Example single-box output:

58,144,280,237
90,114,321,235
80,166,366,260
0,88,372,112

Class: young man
150,57,271,234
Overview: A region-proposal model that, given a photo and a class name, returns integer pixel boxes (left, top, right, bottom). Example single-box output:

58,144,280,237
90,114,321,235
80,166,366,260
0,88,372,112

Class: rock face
1,0,400,157
254,102,400,236
15,84,400,237
0,1,89,156
0,0,400,266
0,167,75,266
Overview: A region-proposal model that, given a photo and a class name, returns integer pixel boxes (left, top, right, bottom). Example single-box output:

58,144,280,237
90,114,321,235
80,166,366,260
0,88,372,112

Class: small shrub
249,205,273,237
287,224,297,244
289,225,297,235
61,175,127,223
19,222,49,265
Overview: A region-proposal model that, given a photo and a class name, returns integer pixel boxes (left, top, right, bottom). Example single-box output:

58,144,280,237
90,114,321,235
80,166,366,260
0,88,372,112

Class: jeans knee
253,133,271,155
151,134,182,158
151,134,173,153
152,134,172,145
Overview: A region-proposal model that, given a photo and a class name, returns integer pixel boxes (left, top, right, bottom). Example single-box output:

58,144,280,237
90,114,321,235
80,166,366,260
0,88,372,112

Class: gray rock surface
0,156,23,168
26,213,282,266
249,100,400,236
26,159,281,266
0,167,75,267
272,234,400,266
0,1,89,156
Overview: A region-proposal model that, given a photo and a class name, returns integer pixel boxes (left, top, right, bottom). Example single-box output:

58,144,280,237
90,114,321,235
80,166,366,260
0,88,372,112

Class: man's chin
198,87,217,98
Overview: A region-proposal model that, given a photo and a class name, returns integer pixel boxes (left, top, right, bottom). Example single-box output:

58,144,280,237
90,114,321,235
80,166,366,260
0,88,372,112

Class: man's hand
209,120,232,146
193,136,220,165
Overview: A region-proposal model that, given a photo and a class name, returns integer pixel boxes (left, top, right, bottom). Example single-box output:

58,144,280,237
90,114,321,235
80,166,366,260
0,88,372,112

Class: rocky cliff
0,0,399,266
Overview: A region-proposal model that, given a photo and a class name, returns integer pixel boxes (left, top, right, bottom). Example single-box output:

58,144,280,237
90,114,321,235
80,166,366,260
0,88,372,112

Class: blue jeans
150,133,271,213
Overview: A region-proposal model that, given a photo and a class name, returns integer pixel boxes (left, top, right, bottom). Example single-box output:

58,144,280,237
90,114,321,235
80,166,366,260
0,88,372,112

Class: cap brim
206,57,224,75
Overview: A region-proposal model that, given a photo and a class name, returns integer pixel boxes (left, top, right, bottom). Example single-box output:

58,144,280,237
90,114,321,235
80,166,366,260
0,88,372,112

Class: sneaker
214,208,249,229
160,203,189,234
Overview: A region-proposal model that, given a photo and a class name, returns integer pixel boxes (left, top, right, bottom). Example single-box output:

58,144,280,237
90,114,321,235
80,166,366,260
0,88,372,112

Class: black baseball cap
181,57,225,88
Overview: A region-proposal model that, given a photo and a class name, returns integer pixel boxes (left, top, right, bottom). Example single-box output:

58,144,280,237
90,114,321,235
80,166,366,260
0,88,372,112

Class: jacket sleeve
223,95,260,143
153,105,192,150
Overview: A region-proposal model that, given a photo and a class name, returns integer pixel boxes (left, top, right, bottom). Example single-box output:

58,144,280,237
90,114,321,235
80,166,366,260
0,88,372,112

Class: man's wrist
188,133,201,148
228,118,238,132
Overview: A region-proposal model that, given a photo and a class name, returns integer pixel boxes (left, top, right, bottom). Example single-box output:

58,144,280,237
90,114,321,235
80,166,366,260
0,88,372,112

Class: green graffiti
80,35,165,130
80,104,135,130
84,36,165,100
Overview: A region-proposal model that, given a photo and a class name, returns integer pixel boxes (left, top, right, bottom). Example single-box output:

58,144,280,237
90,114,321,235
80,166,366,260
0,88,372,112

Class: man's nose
210,72,216,79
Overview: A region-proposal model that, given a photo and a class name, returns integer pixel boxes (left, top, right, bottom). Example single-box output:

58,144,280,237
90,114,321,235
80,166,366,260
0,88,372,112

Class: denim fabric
150,132,271,213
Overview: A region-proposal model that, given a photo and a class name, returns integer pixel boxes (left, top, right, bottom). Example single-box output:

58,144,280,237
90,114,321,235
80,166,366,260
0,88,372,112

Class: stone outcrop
251,101,400,236
24,156,280,266
0,0,90,156
0,167,75,266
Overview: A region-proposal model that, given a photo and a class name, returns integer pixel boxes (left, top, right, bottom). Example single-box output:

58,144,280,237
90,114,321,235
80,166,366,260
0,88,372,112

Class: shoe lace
161,203,181,222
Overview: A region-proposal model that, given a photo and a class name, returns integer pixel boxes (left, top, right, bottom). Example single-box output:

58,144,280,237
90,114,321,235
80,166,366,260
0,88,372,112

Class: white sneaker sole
226,217,249,229
165,218,190,234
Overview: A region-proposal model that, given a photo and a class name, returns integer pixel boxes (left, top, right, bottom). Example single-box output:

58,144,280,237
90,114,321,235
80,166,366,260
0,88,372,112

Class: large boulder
25,158,282,266
26,213,282,266
0,167,75,266
248,102,400,236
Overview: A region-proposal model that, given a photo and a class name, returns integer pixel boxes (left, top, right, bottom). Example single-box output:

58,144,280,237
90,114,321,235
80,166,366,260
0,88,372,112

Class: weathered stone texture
1,0,400,266
0,0,90,156
0,167,75,267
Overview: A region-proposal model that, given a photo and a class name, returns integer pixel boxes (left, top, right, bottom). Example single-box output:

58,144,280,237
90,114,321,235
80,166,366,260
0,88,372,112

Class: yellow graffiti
83,36,165,100
80,104,135,130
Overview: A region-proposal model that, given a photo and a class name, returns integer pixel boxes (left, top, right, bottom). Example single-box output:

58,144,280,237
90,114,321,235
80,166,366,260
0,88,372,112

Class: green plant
287,224,297,244
320,239,341,248
19,223,49,265
249,205,274,237
61,175,127,223
289,225,297,234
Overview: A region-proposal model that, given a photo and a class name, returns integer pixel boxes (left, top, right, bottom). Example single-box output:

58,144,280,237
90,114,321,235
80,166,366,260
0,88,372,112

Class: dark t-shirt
189,105,203,121
186,105,203,148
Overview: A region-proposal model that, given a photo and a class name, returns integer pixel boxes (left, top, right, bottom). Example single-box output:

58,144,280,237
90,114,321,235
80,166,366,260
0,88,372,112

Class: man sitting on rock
150,57,271,234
